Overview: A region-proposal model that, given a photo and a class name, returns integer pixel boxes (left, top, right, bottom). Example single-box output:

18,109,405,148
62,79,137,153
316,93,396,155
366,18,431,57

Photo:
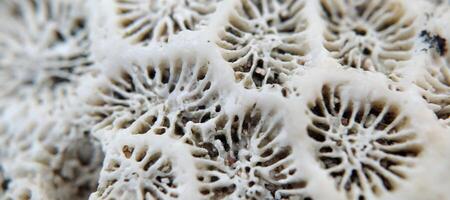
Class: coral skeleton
0,0,450,200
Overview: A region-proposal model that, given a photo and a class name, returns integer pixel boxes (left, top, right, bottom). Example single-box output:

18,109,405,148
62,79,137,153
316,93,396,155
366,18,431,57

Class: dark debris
420,30,447,56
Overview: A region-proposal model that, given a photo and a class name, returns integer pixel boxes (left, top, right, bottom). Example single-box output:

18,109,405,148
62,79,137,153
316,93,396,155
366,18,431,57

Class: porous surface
1,0,450,200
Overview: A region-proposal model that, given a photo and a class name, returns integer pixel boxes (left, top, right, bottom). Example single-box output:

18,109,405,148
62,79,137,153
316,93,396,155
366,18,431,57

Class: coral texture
1,0,450,200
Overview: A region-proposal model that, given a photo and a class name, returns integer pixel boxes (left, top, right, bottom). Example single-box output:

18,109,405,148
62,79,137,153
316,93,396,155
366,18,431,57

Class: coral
190,104,310,199
416,62,450,122
0,0,92,98
0,89,104,200
306,83,422,199
215,0,310,89
320,0,416,73
84,49,221,134
116,0,219,44
92,135,182,199
1,0,450,200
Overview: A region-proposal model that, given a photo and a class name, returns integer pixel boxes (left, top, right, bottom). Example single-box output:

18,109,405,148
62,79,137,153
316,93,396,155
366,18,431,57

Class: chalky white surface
0,0,449,200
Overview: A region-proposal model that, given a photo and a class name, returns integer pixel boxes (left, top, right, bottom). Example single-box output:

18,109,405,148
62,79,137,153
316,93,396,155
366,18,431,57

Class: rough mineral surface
0,0,450,200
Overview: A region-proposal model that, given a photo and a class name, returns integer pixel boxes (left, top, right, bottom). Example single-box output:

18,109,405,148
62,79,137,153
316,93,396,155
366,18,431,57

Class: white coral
1,0,450,200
